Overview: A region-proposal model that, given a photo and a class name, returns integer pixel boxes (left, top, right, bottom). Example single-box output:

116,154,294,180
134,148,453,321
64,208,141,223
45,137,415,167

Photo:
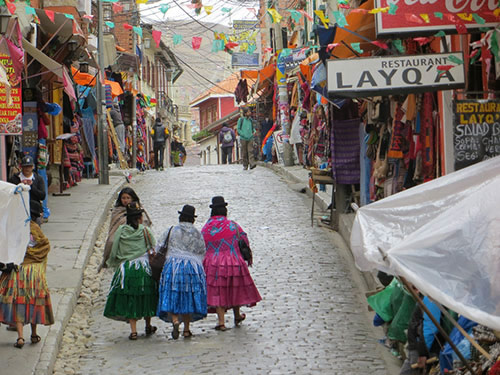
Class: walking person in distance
202,196,261,331
219,122,236,164
237,108,257,170
151,118,168,170
157,205,207,339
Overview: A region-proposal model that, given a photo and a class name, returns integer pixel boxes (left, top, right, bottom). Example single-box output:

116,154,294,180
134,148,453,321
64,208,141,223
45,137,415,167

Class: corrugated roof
190,72,255,107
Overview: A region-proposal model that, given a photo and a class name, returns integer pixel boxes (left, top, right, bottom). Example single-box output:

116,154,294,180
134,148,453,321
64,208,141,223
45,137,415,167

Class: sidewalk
1,175,125,375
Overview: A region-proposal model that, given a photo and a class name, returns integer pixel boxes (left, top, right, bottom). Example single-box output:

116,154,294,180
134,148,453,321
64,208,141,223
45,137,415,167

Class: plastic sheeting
351,156,500,330
0,181,30,265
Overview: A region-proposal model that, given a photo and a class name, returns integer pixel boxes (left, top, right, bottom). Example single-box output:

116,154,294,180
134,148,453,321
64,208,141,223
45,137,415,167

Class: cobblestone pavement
67,165,389,375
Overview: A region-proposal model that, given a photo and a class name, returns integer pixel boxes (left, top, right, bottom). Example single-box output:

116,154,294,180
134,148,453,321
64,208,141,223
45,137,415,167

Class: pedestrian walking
201,196,261,331
237,108,257,170
9,155,46,225
110,103,125,154
171,136,187,166
0,219,54,348
219,122,236,164
151,118,168,170
157,205,207,339
99,187,152,271
103,202,158,340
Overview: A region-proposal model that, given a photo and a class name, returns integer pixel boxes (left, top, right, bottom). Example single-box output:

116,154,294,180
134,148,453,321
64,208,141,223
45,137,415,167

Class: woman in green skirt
104,202,158,340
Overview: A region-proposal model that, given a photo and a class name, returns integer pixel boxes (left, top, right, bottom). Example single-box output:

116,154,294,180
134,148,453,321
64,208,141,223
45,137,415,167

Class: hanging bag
234,222,253,266
144,226,172,281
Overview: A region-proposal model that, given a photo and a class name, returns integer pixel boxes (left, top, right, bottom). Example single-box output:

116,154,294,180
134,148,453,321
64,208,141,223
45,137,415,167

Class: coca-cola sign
375,0,499,37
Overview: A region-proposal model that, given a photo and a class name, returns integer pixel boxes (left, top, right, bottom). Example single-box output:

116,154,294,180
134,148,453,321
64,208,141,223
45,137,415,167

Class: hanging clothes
234,79,249,104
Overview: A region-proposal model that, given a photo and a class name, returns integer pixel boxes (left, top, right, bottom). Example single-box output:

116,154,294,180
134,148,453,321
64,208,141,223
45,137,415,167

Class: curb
35,177,126,375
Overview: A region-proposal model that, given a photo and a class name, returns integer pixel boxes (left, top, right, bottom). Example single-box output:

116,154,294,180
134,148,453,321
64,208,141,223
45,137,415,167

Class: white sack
0,181,30,265
351,156,500,330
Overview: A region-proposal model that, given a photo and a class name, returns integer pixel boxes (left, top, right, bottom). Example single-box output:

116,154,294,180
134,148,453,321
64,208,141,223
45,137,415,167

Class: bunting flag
192,36,202,50
314,10,330,29
152,30,162,48
351,42,364,54
434,30,446,37
290,9,302,23
371,40,389,49
25,6,36,15
420,13,430,23
388,4,398,15
64,14,74,20
406,13,424,24
327,43,339,52
225,42,239,49
263,47,273,53
46,10,56,22
136,0,148,4
267,8,282,24
280,48,292,58
160,4,170,14
472,13,486,24
132,26,142,37
204,6,213,15
211,39,224,52
413,37,432,46
393,39,405,53
332,11,348,27
457,13,473,21
247,44,257,54
455,21,468,34
173,34,183,46
369,7,389,14
112,2,124,13
6,1,16,14
448,54,464,65
298,9,313,22
123,23,133,30
434,12,444,19
105,21,115,28
221,8,231,13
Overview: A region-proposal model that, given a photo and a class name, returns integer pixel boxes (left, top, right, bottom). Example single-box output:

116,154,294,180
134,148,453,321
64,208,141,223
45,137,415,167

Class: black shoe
243,166,248,170
250,164,256,170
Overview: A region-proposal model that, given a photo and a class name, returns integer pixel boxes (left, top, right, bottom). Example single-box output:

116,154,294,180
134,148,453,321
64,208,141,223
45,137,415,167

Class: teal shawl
106,224,155,269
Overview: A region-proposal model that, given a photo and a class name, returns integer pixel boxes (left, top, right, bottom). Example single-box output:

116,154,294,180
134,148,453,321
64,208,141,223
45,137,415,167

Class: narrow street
60,165,389,375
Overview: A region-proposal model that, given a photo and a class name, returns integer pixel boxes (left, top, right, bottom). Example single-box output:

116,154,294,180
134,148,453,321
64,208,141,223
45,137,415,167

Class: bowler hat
126,202,144,217
21,155,34,166
209,196,228,208
178,204,197,218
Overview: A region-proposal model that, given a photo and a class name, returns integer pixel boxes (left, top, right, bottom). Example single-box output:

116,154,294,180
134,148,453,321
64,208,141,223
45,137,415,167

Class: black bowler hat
209,196,228,208
178,204,197,218
126,202,144,217
21,155,34,166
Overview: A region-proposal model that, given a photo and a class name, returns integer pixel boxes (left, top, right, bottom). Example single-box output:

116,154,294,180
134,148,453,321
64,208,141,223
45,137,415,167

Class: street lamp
79,61,89,73
67,39,78,52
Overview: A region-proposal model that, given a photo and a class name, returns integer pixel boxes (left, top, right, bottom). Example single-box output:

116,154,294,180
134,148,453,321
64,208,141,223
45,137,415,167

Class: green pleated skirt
103,258,158,321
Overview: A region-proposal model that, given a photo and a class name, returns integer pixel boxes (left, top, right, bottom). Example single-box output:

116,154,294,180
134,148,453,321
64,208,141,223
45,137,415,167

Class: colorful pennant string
132,26,142,37
152,30,162,48
314,10,330,29
332,11,348,27
204,6,213,15
290,10,302,23
448,55,464,65
64,14,74,20
160,4,170,14
112,2,124,13
192,36,202,50
46,9,55,23
388,4,398,15
298,9,313,22
420,14,430,23
105,21,115,28
350,42,364,54
267,8,282,24
434,12,444,19
173,34,183,46
393,39,405,53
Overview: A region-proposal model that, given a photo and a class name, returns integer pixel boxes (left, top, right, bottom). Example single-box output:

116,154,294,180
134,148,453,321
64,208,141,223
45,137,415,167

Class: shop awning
34,8,85,42
71,67,123,97
241,70,259,79
112,51,139,74
103,34,118,68
104,80,124,97
331,0,377,59
22,38,63,79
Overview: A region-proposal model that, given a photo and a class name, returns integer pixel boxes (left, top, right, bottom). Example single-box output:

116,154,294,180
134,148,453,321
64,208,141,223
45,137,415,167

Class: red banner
375,0,499,37
0,54,22,135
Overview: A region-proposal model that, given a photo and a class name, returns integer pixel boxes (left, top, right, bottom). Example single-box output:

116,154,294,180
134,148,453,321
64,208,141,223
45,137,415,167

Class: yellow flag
136,0,148,4
267,8,282,24
420,13,430,23
457,13,473,21
204,6,213,15
369,7,389,14
313,10,329,29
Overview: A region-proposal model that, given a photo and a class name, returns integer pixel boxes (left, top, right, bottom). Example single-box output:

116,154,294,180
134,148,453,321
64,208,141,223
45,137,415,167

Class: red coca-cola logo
384,0,497,12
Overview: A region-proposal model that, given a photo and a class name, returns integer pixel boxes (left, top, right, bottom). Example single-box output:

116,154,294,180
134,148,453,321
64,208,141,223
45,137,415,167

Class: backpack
222,130,233,144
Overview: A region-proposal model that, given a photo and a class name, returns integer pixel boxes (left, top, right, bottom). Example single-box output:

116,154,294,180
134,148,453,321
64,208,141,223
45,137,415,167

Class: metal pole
131,29,137,170
96,0,109,184
0,136,7,181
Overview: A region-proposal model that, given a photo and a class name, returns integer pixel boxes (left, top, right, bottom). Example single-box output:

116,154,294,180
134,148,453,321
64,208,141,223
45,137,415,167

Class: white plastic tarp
351,156,500,330
0,181,30,265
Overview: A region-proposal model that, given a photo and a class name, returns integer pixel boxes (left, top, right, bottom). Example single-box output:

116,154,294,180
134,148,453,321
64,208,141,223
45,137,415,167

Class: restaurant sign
0,54,22,135
326,52,465,98
375,0,499,37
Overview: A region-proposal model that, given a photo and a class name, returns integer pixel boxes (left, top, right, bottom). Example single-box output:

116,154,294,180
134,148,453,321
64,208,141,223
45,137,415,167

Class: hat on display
178,204,197,218
209,196,228,208
21,155,34,166
126,202,144,217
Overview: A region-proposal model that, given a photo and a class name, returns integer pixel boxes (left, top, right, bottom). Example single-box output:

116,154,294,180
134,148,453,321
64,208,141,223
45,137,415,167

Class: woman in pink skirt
201,196,261,331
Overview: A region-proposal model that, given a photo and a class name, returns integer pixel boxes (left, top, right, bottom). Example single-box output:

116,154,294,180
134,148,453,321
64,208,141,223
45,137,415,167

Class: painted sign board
0,54,22,135
453,99,500,171
326,52,465,98
231,52,259,68
374,0,499,37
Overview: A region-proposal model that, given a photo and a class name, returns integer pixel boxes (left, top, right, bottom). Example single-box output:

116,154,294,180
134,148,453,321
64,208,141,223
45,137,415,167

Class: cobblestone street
68,165,389,374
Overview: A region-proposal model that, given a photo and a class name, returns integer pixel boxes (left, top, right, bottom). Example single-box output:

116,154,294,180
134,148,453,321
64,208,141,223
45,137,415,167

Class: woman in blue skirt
157,205,207,339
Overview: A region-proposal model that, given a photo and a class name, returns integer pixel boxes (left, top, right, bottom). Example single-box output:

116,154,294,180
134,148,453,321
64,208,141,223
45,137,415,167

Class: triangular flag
105,21,115,28
263,47,273,53
393,39,405,53
434,12,444,19
132,26,142,37
413,37,432,46
405,13,423,24
136,0,148,4
64,14,75,20
152,30,162,48
327,43,339,52
455,22,468,34
420,14,430,23
6,0,16,14
448,55,464,65
221,8,231,13
298,9,313,21
225,42,239,49
290,10,302,23
371,41,389,49
369,7,389,14
82,14,93,21
211,40,220,52
192,36,202,50
350,42,363,54
267,8,282,24
112,2,124,13
388,4,398,15
173,34,183,46
314,10,330,29
472,13,485,24
204,6,213,15
160,4,170,14
247,44,257,54
434,30,446,37
457,13,473,21
123,23,133,30
332,11,348,27
25,6,36,15
46,9,55,23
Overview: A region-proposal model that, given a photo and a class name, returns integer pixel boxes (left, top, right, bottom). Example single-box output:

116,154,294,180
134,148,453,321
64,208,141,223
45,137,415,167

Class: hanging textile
331,118,361,184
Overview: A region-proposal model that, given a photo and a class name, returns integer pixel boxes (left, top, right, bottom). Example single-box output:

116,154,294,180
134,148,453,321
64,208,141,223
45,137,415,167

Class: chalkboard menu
453,99,500,171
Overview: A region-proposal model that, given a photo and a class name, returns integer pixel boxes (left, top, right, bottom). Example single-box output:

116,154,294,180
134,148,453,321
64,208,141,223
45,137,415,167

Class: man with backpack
218,122,236,164
151,118,169,170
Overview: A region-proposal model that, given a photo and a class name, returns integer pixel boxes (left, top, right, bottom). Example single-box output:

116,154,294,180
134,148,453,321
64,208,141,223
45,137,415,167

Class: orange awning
331,0,376,59
259,63,276,82
104,80,124,97
241,70,259,79
72,66,97,87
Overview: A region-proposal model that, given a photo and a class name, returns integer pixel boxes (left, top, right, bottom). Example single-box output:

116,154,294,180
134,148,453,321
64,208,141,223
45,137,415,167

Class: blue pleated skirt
157,257,207,322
